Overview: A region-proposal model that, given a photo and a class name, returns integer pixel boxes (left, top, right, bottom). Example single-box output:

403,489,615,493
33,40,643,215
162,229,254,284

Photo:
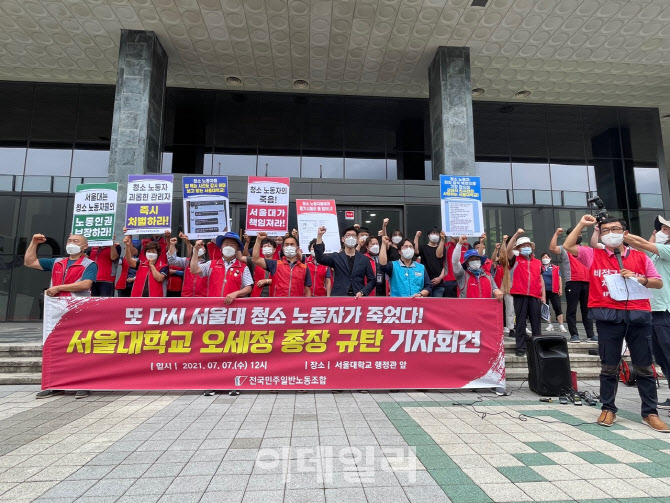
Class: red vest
542,265,561,294
511,255,543,299
131,259,166,297
272,258,308,297
462,271,494,299
181,266,208,297
251,263,272,297
207,242,222,261
365,254,389,297
445,242,468,281
588,248,651,311
568,251,590,282
89,247,114,282
306,257,329,297
141,237,167,262
494,263,504,288
115,258,130,290
207,259,247,297
482,258,492,275
51,255,91,297
167,266,184,293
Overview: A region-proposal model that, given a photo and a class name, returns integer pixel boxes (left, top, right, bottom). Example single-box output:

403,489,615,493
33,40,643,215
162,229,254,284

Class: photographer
564,215,668,432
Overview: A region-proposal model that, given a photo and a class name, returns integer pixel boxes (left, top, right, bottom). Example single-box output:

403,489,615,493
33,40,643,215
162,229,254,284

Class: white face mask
145,252,158,261
66,243,82,255
222,246,236,258
283,246,297,258
601,232,624,248
197,248,206,257
468,259,481,271
392,236,402,245
513,250,520,257
344,236,357,248
262,246,274,257
401,248,414,260
369,244,380,255
541,258,551,265
656,230,669,244
429,234,440,243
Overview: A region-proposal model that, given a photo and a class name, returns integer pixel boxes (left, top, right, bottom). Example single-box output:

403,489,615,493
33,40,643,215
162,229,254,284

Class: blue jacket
380,260,432,297
313,243,375,296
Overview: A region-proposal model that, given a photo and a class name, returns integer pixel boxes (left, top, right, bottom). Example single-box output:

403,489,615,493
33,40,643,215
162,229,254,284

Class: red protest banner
42,297,504,391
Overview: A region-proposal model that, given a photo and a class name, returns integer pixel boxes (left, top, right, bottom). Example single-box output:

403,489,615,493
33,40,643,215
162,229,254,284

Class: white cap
516,237,534,247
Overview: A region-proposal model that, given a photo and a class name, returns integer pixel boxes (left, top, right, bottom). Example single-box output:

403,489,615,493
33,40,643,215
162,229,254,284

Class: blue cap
131,239,141,248
215,232,243,249
462,249,486,266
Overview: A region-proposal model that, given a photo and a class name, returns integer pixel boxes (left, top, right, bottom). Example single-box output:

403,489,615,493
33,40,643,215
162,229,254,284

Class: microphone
612,247,624,270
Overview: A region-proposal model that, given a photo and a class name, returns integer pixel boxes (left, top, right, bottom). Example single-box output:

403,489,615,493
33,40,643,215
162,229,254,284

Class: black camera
587,195,609,223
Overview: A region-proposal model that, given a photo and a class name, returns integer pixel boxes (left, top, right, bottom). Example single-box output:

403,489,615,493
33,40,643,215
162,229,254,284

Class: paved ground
2,382,670,503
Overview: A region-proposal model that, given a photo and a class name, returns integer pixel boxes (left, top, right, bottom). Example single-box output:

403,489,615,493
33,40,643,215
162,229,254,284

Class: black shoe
658,399,670,410
588,335,599,342
515,349,526,357
75,390,90,399
35,390,63,399
228,390,240,396
204,390,216,396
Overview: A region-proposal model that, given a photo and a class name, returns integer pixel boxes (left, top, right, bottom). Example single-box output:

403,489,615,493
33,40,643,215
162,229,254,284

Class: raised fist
416,231,422,237
383,218,389,225
318,226,326,236
459,235,468,245
257,231,267,240
516,228,525,235
556,228,564,235
32,234,46,244
580,214,597,227
170,237,178,245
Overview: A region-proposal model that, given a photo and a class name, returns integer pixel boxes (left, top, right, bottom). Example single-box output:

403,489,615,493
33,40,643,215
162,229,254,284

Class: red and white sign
245,176,290,236
345,211,355,220
296,199,340,254
42,297,504,391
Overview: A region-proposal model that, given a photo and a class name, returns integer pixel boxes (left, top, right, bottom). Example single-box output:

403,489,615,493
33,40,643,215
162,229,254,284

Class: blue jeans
431,286,445,298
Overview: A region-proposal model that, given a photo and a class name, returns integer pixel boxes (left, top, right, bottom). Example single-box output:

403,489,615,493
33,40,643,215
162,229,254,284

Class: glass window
481,189,509,205
563,191,587,207
0,196,20,255
30,84,78,143
512,162,550,190
0,147,26,175
53,177,70,193
344,97,387,153
214,93,260,148
507,105,548,158
0,82,34,142
549,163,589,191
483,206,517,249
0,255,13,321
22,176,52,192
345,158,388,180
513,207,555,249
301,157,344,179
75,85,114,146
0,176,13,192
25,148,72,176
211,154,257,176
582,106,621,159
633,167,661,194
513,190,533,205
258,155,300,178
424,160,432,181
535,190,552,205
629,210,659,239
552,191,562,206
546,105,585,159
618,108,659,162
587,164,597,191
473,102,510,157
15,196,68,258
476,160,512,189
406,206,440,237
71,149,110,178
162,152,173,173
638,194,663,209
7,265,50,320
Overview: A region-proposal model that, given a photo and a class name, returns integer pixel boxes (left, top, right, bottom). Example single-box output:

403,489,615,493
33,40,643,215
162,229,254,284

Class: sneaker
526,328,532,336
228,390,240,396
658,399,670,410
203,390,216,396
35,390,63,399
597,410,616,427
74,390,90,399
643,414,670,433
559,325,568,333
546,324,554,332
503,327,510,335
515,349,526,357
588,335,599,342
569,335,580,343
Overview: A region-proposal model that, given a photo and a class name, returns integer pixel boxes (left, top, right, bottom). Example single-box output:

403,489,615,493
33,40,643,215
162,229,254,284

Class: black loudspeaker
526,335,572,396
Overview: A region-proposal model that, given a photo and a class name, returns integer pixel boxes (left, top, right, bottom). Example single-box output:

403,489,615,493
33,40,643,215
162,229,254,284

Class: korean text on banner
125,175,173,235
42,297,504,391
72,183,118,246
246,176,290,236
440,175,484,237
183,176,230,240
296,199,340,253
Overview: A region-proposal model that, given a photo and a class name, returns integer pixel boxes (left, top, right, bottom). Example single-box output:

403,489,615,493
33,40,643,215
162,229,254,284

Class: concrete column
108,30,167,241
428,46,475,179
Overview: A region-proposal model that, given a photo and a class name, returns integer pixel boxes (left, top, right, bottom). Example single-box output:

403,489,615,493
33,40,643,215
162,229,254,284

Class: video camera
587,195,609,223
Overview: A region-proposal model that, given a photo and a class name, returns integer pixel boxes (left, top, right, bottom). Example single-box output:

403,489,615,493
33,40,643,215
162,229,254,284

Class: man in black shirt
414,227,446,297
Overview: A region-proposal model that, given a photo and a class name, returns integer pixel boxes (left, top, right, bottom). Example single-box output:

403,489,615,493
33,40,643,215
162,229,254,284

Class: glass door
335,207,403,238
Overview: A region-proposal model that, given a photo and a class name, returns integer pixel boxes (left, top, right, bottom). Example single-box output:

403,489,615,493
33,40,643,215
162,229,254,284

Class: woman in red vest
306,239,332,297
88,243,120,297
244,237,276,297
190,232,252,304
123,236,168,297
167,235,208,297
506,230,546,357
452,239,503,301
364,236,388,297
252,232,311,297
540,252,566,333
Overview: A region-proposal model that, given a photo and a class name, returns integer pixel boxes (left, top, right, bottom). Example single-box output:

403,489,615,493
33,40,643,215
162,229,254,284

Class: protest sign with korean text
125,175,173,235
71,183,118,246
245,176,290,236
182,176,230,240
42,297,504,391
440,175,484,237
296,199,340,253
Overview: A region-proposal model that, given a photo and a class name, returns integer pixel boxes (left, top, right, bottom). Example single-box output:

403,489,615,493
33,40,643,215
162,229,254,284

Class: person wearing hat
620,215,670,411
252,231,312,297
190,232,253,303
506,228,546,357
452,235,504,301
378,235,431,298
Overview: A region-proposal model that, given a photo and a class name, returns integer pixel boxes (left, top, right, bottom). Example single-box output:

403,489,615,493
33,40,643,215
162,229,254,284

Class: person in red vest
252,231,311,297
364,236,388,297
24,233,97,400
563,215,668,432
190,232,252,304
540,252,566,333
87,241,120,297
550,227,597,343
506,229,546,357
243,236,275,297
307,239,332,297
452,238,503,301
443,235,471,298
115,238,139,297
123,236,168,297
167,235,208,297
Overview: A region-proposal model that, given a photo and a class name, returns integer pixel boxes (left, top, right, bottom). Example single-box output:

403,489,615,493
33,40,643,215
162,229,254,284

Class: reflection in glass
587,165,597,191
258,156,300,178
25,149,72,176
0,255,13,321
345,158,387,179
0,147,26,175
476,161,512,189
563,192,587,207
162,152,173,173
552,191,562,206
481,189,508,205
212,154,257,176
22,176,52,192
549,164,588,191
513,190,533,205
638,194,663,209
53,177,69,193
301,157,344,179
71,150,110,177
633,167,661,194
0,176,13,192
386,160,398,181
535,190,552,205
512,163,550,190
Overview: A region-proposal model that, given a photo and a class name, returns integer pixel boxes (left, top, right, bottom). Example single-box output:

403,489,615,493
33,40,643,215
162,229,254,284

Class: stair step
0,372,42,385
0,357,43,373
0,344,43,357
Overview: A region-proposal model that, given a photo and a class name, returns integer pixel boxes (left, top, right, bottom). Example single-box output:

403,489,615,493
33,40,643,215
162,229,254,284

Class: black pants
91,281,114,297
116,286,132,297
597,317,657,417
166,291,181,297
443,281,458,298
565,281,594,338
652,311,670,392
546,291,563,318
513,295,542,351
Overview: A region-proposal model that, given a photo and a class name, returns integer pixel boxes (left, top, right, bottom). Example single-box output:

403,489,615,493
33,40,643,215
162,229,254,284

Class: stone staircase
0,344,43,385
